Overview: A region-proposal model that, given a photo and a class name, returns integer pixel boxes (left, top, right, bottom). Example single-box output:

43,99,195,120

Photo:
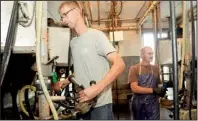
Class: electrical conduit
35,1,58,120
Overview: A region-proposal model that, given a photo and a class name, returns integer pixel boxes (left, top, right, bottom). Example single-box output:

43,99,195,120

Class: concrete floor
113,103,173,120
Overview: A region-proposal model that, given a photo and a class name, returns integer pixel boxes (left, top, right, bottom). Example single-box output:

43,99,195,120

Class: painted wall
118,30,141,56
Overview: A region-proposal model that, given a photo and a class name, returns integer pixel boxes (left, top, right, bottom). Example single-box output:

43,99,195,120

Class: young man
128,46,166,120
53,1,125,120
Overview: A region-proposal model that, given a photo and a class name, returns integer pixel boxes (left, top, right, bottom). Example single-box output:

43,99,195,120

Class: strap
139,63,153,75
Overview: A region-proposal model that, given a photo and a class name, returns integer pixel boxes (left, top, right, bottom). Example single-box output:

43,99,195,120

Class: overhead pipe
137,1,160,28
91,18,138,22
169,1,179,120
135,1,147,19
97,1,100,26
92,26,137,31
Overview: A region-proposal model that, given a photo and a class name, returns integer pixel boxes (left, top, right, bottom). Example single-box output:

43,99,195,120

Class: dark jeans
82,103,114,120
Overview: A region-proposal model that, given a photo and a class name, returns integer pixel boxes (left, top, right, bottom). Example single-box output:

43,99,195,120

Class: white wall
118,31,141,56
47,1,63,21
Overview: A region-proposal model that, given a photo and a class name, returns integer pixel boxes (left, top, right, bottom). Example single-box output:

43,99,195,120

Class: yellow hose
18,85,38,119
35,1,58,120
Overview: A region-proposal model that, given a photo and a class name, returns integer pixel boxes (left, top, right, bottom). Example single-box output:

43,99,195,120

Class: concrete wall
118,30,141,56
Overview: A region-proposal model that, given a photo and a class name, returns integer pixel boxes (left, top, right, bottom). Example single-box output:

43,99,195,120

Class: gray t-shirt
70,28,116,107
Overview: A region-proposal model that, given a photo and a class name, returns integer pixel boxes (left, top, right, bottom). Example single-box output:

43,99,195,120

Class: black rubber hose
24,89,35,119
0,1,19,87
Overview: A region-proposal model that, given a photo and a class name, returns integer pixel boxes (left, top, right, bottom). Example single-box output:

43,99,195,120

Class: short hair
47,18,55,26
59,1,82,14
140,46,152,55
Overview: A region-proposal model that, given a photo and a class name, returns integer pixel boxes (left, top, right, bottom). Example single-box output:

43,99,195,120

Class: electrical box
109,31,124,42
48,27,71,66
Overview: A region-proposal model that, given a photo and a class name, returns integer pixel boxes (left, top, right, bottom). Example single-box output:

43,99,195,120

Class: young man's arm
128,66,153,94
97,52,125,92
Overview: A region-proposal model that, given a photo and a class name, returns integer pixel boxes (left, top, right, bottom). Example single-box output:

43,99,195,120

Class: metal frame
169,1,179,120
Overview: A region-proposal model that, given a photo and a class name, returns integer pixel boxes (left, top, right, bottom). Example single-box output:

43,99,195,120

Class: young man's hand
52,81,63,91
78,84,101,103
52,78,70,91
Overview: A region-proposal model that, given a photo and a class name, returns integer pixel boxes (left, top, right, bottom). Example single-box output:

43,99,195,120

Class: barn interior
0,1,197,120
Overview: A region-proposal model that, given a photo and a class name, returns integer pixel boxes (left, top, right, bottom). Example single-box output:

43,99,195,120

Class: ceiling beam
137,1,160,28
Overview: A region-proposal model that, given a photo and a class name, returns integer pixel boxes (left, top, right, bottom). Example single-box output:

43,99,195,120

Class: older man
128,46,166,120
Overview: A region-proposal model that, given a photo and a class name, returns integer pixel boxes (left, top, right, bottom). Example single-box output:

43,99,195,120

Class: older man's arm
128,66,153,94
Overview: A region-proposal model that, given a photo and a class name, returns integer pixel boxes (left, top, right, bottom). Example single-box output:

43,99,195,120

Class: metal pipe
189,1,196,120
97,1,100,26
87,1,93,24
155,5,160,65
93,26,137,31
137,1,160,28
38,94,50,119
169,1,179,120
91,18,138,22
135,1,147,19
156,4,161,65
196,0,198,93
0,1,18,87
51,96,66,101
152,7,158,65
179,1,187,90
111,16,119,120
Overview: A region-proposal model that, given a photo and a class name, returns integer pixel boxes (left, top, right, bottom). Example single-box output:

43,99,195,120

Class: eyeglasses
60,8,76,20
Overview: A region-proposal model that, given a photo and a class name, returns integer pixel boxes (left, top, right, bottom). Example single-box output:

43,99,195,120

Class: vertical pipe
156,4,161,65
38,94,50,119
0,1,18,86
189,1,196,120
180,1,187,90
112,16,119,120
155,5,160,65
169,1,179,120
157,4,162,38
97,1,100,26
152,7,158,65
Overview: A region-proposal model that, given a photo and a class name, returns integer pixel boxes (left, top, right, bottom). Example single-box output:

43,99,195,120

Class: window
143,33,155,64
142,32,168,64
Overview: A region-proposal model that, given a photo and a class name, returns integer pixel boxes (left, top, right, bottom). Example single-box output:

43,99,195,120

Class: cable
18,85,38,119
117,1,123,16
35,1,58,120
24,89,35,119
